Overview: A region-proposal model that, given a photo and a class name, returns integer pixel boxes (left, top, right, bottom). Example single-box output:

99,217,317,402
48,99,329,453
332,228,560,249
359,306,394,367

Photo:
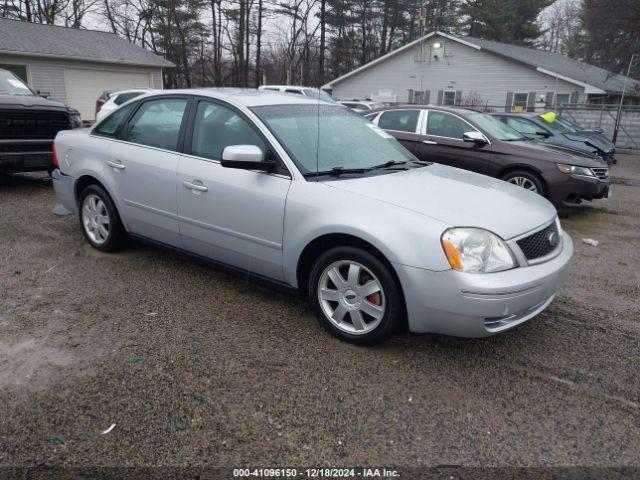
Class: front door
107,96,189,247
418,110,492,174
176,99,291,281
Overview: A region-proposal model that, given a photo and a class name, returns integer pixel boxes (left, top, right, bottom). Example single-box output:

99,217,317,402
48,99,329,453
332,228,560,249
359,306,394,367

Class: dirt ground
1,156,639,470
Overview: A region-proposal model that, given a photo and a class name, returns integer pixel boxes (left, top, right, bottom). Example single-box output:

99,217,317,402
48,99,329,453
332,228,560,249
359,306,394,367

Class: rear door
417,110,492,174
106,96,189,247
374,109,424,157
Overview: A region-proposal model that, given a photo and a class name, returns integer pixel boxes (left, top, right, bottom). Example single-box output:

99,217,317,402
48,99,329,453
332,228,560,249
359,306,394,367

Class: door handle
422,140,438,145
183,180,208,192
107,160,125,170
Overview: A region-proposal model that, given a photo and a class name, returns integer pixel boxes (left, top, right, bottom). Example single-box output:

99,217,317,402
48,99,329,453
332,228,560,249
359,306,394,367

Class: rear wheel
78,184,126,252
502,170,546,196
308,247,402,345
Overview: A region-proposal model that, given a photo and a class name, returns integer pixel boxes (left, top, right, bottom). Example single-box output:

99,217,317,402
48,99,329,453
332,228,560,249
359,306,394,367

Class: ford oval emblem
548,231,560,248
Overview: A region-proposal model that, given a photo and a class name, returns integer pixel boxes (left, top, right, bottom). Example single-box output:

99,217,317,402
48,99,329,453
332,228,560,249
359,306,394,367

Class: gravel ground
1,156,639,469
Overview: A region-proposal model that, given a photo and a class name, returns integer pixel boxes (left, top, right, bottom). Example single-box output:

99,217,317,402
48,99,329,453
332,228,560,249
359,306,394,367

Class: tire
78,184,127,252
308,246,403,345
501,170,546,197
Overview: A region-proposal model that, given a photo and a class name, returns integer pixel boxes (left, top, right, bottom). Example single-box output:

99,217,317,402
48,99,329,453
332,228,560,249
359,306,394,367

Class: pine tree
461,0,552,46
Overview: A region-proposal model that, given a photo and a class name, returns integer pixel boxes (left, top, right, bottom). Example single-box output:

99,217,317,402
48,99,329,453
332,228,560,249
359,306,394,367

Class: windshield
467,113,526,141
539,115,573,134
252,104,415,174
303,89,335,103
554,117,580,132
0,70,34,96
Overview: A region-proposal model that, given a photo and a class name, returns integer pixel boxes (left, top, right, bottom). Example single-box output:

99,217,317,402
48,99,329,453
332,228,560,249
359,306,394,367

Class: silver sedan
51,89,573,344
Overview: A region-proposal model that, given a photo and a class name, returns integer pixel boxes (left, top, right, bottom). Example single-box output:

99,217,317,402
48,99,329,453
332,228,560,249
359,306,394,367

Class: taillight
52,143,59,168
95,99,104,116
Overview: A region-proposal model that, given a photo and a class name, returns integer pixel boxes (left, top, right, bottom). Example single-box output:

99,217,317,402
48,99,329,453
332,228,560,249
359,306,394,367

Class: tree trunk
255,0,263,87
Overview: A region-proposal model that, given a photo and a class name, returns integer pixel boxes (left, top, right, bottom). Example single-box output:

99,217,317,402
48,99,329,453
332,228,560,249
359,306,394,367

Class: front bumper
0,140,54,173
547,170,610,205
394,231,573,337
51,169,78,214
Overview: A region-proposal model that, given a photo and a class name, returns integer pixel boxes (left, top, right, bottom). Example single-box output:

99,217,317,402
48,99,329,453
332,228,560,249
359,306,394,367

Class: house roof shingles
461,35,640,95
0,18,173,68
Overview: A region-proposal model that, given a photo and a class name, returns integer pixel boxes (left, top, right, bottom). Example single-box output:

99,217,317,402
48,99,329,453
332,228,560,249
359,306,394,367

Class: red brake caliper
367,293,380,305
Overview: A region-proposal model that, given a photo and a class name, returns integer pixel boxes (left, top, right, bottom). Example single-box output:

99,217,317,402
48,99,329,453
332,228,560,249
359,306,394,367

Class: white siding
329,34,585,108
0,53,163,108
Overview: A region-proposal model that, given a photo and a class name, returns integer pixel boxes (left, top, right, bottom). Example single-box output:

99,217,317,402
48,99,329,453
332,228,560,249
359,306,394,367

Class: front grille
517,221,560,261
0,109,71,140
592,167,609,180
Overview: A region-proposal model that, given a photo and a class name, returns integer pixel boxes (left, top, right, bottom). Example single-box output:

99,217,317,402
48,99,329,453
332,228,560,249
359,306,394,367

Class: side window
191,101,266,161
377,110,420,133
427,112,474,139
94,103,135,137
506,117,540,136
123,98,188,151
114,91,144,106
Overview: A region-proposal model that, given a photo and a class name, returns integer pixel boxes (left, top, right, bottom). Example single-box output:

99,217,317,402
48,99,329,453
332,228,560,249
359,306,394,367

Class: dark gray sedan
491,112,616,164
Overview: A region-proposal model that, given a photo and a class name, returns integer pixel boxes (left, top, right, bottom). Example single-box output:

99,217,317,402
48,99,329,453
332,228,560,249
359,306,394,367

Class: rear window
94,103,136,137
121,98,188,151
378,110,420,133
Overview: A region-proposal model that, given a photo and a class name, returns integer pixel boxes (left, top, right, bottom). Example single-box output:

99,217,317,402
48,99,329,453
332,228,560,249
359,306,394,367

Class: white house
0,18,173,120
323,31,640,110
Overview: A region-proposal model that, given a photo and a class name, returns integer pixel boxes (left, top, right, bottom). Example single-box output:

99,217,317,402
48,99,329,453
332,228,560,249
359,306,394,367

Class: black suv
0,68,81,174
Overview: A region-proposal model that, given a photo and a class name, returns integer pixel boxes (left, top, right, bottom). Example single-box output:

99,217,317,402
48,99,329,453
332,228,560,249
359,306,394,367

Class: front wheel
308,247,403,345
501,170,546,196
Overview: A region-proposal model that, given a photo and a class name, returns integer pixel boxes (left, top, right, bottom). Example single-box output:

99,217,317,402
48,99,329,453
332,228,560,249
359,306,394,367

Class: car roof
260,85,317,90
367,104,480,115
494,112,541,118
113,88,155,94
143,88,334,107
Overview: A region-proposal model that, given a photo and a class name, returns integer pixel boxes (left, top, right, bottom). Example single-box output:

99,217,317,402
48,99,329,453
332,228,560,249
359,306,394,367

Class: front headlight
557,164,594,177
441,228,516,273
70,113,82,128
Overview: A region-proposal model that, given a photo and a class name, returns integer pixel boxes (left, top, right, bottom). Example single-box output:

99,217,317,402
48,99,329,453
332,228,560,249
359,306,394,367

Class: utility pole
613,53,637,145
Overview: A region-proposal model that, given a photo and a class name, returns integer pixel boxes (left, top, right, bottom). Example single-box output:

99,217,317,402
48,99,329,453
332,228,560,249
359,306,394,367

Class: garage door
65,68,151,121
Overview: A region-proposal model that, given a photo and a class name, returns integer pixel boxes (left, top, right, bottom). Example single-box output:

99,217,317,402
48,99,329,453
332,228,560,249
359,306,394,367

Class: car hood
324,164,556,240
496,139,605,167
0,93,72,111
563,132,613,152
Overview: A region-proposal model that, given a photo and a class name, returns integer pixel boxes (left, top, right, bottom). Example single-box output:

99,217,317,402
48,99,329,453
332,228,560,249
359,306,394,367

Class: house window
443,90,456,106
512,92,529,112
414,91,424,104
555,93,570,106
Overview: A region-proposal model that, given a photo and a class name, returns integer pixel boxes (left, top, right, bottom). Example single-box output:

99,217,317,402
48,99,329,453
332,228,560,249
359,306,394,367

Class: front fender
282,181,452,287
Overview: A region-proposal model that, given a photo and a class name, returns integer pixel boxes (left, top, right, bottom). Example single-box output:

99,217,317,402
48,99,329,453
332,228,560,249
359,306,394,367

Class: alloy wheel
82,193,110,245
507,176,538,192
317,260,385,335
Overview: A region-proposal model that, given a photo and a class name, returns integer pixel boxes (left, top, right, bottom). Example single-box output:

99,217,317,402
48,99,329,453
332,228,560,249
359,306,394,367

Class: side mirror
37,90,50,98
221,145,275,171
463,131,488,144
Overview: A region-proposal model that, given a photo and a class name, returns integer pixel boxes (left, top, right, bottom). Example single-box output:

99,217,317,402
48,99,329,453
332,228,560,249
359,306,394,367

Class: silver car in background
52,89,573,344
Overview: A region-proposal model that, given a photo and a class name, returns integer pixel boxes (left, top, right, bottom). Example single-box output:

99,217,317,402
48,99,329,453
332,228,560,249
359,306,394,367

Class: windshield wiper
303,166,369,177
368,160,408,170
